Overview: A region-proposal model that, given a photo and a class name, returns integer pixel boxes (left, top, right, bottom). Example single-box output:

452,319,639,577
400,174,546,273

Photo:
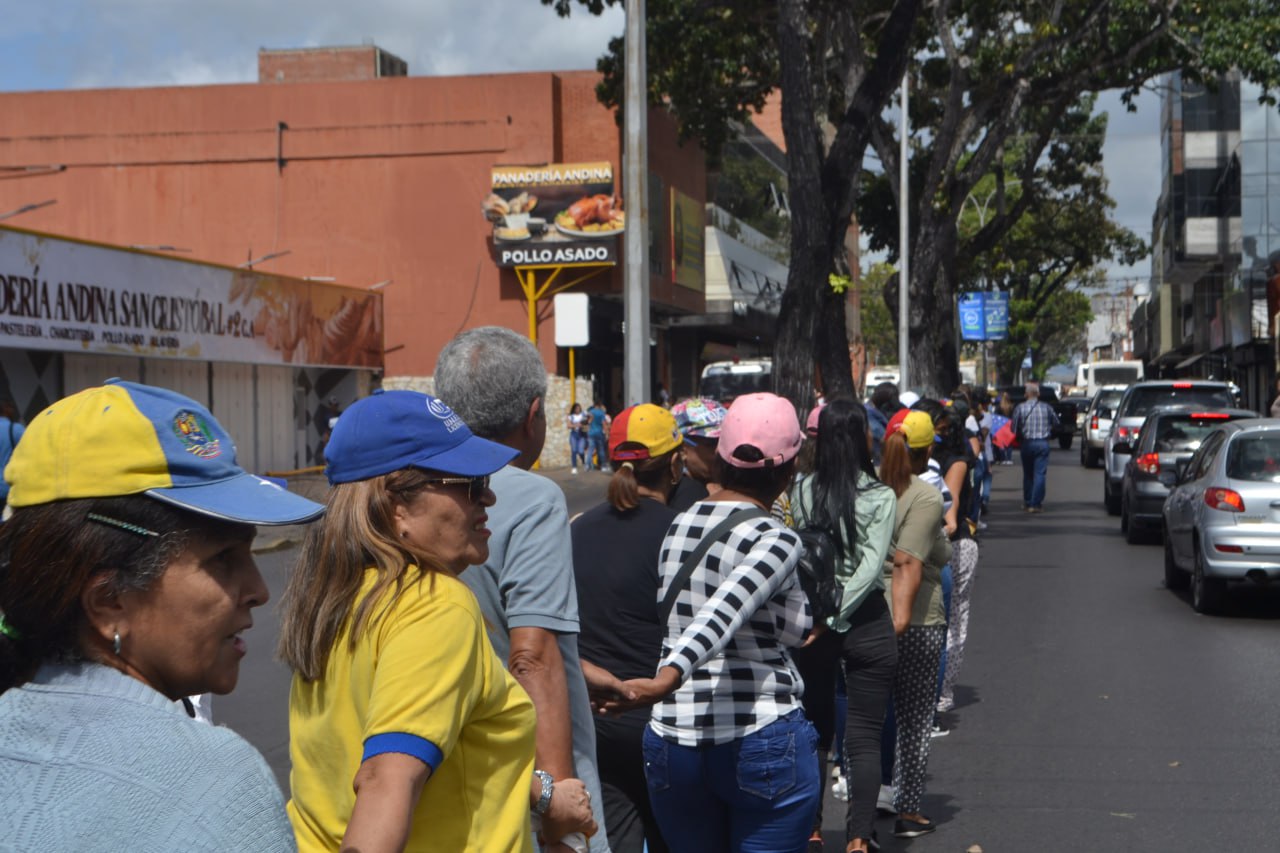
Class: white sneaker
877,784,897,814
930,723,950,738
571,467,578,474
832,775,849,802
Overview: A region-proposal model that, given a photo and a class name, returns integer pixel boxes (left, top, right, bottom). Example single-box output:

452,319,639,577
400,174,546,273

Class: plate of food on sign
556,194,625,238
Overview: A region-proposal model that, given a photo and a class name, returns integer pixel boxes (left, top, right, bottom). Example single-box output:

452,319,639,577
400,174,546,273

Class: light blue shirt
0,663,294,852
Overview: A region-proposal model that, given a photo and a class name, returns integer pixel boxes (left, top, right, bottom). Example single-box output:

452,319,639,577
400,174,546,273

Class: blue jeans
969,456,991,518
643,711,821,853
589,433,608,470
1020,438,1050,508
569,431,588,468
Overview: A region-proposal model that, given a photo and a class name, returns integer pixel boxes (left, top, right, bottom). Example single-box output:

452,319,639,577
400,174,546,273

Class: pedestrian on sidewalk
878,412,953,839
568,403,589,473
612,392,818,852
587,400,611,472
572,404,684,853
435,326,611,852
0,380,324,852
666,397,727,513
1010,382,1059,512
790,399,898,853
279,389,597,852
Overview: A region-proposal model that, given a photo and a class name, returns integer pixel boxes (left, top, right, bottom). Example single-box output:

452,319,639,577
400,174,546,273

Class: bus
1076,360,1144,397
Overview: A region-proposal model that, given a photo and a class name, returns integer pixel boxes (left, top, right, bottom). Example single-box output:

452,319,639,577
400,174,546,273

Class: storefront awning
1174,353,1205,370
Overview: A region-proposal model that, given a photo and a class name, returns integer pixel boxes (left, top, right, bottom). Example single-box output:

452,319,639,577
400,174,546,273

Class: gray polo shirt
461,464,609,852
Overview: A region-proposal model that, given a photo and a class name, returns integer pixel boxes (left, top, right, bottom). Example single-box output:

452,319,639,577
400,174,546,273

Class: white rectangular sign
0,227,383,368
554,292,590,347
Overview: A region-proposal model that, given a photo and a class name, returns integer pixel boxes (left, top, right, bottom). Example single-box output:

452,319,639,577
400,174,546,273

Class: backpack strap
658,506,768,625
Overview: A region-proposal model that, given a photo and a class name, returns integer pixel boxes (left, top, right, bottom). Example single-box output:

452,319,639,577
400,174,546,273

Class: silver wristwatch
533,769,554,815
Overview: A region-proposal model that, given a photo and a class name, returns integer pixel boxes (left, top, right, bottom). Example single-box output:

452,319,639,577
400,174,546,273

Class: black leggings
793,626,844,832
841,595,898,841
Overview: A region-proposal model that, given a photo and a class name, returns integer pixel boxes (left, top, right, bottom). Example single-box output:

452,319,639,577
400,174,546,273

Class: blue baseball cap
324,390,518,484
6,379,325,526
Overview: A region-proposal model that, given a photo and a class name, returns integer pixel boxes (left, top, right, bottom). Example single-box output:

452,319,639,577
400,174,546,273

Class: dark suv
1102,380,1237,515
1118,406,1256,543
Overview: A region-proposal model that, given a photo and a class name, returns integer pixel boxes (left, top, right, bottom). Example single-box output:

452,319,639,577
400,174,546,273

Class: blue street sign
958,291,1010,341
985,291,1009,340
959,293,986,340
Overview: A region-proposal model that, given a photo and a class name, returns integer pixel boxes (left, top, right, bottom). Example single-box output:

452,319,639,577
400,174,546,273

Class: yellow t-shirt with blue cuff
287,568,536,852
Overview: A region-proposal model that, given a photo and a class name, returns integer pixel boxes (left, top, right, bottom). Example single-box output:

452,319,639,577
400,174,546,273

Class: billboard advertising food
483,161,623,267
0,226,383,369
670,188,705,291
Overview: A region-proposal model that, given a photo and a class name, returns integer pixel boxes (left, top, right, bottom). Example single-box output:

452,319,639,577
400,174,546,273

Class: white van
699,358,772,404
1076,360,1144,398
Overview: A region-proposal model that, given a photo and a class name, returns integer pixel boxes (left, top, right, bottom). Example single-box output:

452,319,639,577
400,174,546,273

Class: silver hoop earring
113,631,121,656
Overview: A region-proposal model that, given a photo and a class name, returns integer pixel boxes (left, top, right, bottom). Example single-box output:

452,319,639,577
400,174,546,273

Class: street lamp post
622,0,650,407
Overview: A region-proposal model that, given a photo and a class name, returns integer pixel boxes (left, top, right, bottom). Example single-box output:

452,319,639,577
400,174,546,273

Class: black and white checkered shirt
651,500,811,746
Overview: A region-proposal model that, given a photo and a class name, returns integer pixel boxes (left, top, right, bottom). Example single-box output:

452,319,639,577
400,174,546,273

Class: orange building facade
0,58,707,406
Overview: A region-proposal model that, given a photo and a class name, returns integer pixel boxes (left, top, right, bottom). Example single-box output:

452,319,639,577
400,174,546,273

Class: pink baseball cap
805,403,826,437
717,392,803,469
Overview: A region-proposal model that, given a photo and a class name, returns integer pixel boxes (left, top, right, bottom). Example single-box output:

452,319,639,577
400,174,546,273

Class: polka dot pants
892,624,946,814
939,538,980,710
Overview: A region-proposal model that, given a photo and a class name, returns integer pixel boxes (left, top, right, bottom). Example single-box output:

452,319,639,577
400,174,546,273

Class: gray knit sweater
0,663,295,852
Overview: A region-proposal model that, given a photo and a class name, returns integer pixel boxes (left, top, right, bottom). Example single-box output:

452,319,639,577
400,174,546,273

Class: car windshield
1096,389,1123,412
1125,386,1232,419
1153,415,1237,453
1227,434,1280,482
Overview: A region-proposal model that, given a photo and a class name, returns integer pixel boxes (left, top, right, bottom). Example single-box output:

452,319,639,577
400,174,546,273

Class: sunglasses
421,474,491,503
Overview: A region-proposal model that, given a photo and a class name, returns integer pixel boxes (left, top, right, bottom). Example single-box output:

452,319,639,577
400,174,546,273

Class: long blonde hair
277,468,441,680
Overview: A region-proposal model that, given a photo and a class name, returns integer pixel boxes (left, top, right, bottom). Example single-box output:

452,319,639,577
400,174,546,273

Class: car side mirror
1175,459,1191,483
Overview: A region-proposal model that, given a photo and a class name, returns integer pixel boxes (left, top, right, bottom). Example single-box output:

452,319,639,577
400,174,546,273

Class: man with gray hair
435,326,609,852
1009,381,1059,513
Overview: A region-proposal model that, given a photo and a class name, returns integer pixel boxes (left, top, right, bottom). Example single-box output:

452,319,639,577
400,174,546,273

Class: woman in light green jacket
790,399,897,853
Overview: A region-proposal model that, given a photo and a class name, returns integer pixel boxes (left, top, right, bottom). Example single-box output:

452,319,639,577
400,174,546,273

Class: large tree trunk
891,210,962,397
773,0,852,410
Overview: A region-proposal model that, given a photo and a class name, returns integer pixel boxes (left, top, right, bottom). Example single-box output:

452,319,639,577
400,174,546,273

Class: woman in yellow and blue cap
0,379,324,852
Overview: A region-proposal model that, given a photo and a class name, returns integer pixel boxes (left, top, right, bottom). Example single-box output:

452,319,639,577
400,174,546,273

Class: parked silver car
1103,380,1235,515
1080,385,1126,468
1120,406,1256,544
1162,419,1280,613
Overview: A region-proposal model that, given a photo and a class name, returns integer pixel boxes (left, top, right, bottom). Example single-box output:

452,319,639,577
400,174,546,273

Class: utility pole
622,0,650,407
897,74,910,390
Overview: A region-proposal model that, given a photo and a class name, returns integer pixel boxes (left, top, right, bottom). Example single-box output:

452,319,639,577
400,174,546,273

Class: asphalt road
219,454,1280,851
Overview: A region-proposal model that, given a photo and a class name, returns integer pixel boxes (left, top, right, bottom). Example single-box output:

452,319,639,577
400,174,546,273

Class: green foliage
857,263,898,366
542,0,1280,395
994,289,1094,383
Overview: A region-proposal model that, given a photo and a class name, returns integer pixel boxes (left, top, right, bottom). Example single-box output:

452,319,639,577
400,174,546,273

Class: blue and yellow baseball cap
5,379,324,525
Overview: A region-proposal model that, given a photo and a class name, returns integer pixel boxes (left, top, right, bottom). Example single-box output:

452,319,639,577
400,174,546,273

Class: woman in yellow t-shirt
278,391,596,853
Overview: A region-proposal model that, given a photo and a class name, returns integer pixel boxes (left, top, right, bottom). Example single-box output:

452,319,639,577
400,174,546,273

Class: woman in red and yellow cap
571,403,685,853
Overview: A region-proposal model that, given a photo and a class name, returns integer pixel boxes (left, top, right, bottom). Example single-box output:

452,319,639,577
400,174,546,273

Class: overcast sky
2,0,1153,284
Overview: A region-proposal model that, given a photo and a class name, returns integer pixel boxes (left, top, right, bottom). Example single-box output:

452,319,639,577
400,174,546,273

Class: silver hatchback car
1162,419,1280,613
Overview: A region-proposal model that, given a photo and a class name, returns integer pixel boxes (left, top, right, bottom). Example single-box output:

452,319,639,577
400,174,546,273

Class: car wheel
1104,476,1121,515
1163,526,1187,590
1191,543,1226,614
1059,433,1073,450
1123,494,1145,544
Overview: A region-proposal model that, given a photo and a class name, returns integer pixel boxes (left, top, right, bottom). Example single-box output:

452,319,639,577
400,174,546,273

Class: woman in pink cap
615,392,818,852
